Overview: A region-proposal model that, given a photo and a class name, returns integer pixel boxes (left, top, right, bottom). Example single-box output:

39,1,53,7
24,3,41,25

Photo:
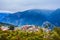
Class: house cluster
0,26,9,31
0,24,51,32
21,25,40,32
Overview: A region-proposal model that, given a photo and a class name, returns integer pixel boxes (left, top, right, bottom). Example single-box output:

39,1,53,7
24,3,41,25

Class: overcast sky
0,0,60,12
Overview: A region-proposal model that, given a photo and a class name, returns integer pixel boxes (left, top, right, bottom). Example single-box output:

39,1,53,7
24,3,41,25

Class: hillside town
0,21,52,32
0,23,51,33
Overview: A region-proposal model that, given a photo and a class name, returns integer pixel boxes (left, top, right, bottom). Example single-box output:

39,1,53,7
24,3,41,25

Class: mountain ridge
0,8,60,27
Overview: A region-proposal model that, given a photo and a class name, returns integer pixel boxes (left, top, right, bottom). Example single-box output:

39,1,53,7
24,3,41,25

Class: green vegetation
0,25,60,40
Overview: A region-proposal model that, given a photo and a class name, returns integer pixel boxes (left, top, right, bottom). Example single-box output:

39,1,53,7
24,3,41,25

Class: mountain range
0,9,60,27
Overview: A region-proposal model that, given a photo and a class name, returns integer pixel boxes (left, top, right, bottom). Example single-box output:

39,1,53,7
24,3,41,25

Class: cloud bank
0,0,60,12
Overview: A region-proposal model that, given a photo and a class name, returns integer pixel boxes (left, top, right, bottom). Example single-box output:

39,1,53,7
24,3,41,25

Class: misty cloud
0,0,60,12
